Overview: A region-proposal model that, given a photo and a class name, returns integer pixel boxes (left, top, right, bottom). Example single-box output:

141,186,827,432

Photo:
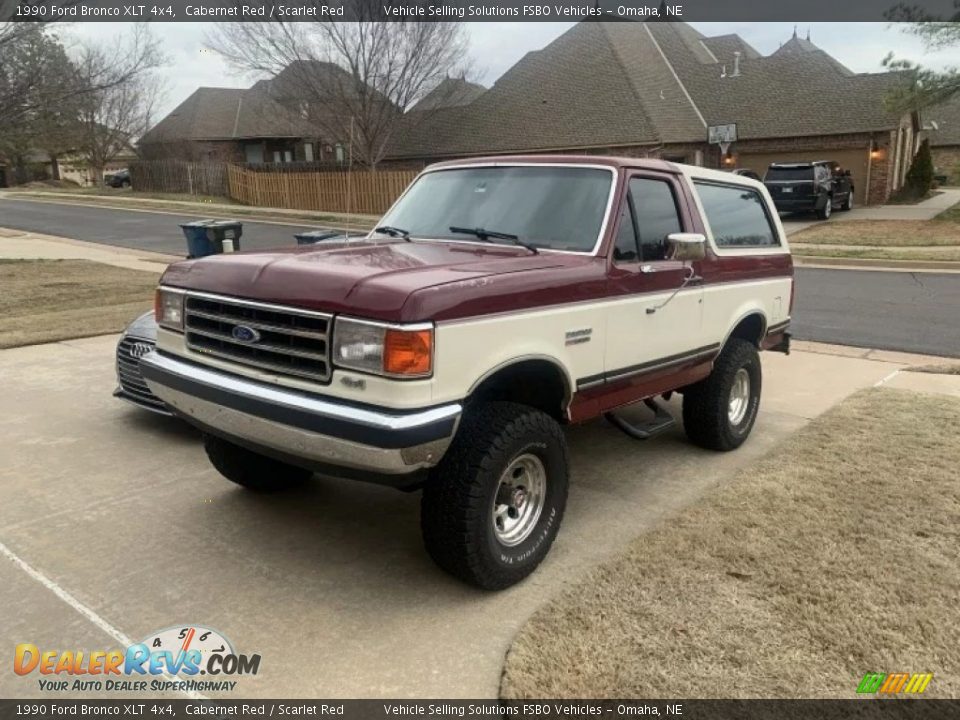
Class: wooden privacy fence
227,164,417,215
130,160,228,197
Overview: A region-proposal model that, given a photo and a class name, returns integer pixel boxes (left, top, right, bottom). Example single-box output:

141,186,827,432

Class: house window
694,181,779,248
272,151,281,163
284,150,293,163
335,144,345,164
303,142,314,162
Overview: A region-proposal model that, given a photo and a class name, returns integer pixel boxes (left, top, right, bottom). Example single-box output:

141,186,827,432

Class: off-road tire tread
421,401,568,590
682,339,761,451
204,434,311,492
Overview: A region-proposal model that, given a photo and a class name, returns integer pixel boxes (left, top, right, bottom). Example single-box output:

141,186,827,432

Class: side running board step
604,398,677,441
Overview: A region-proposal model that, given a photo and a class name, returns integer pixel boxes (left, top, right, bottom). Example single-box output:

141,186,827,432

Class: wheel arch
721,310,769,351
465,356,573,422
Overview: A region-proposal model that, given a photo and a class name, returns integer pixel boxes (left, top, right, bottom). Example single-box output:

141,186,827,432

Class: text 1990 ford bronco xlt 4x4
140,156,792,589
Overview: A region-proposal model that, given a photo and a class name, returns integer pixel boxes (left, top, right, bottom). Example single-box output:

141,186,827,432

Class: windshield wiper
449,226,538,254
373,225,411,240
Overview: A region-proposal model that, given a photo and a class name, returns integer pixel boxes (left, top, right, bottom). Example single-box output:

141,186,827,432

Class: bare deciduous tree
209,8,472,168
72,24,165,185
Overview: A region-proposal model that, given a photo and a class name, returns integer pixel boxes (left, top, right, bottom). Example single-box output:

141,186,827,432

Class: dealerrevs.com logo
14,625,261,693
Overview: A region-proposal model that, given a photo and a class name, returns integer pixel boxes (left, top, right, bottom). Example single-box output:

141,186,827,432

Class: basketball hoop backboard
708,123,738,145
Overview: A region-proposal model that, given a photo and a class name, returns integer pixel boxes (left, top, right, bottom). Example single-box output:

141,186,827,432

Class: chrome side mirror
666,232,706,262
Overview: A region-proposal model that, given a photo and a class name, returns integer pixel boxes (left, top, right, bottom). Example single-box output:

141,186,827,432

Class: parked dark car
106,169,131,188
763,161,854,219
114,311,170,415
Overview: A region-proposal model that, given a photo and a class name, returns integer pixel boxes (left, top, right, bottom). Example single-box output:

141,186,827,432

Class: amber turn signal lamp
384,329,433,376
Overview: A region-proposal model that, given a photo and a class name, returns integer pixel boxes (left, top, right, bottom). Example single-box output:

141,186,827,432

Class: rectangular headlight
154,288,185,331
333,318,433,378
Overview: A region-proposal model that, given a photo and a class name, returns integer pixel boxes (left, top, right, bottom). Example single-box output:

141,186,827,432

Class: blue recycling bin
180,220,243,258
294,228,348,246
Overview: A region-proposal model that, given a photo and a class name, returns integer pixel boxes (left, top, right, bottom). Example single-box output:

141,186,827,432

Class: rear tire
817,194,833,220
421,402,569,590
683,339,761,451
203,434,311,492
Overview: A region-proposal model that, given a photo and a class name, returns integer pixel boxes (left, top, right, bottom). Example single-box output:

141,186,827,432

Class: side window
628,178,683,262
694,181,779,248
613,202,639,263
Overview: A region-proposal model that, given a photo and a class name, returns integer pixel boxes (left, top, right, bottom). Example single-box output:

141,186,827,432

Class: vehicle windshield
375,166,613,252
765,167,814,182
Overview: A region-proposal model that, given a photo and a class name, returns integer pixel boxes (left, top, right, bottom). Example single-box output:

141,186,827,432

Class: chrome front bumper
139,352,461,476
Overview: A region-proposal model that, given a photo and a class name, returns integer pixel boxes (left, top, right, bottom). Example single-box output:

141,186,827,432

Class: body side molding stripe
576,343,721,390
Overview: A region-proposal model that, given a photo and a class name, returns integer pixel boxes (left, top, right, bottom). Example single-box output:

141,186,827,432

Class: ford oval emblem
231,325,261,343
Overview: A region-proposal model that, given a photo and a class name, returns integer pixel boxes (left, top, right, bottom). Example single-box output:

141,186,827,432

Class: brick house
138,63,351,165
388,22,920,205
924,96,960,184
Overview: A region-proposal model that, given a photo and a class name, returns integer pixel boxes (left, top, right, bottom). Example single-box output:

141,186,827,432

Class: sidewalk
0,227,177,273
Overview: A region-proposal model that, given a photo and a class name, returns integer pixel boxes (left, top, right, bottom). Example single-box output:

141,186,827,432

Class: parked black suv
764,161,854,220
106,169,131,188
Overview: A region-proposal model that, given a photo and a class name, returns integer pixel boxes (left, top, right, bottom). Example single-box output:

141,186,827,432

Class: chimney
732,51,741,77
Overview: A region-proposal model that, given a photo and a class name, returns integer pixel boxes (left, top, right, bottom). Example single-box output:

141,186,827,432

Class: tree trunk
50,156,61,181
91,164,106,187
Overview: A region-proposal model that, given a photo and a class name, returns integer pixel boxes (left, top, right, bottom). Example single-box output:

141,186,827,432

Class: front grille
184,294,332,383
117,337,168,411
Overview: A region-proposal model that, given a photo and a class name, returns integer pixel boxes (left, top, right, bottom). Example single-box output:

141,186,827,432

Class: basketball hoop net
719,142,731,156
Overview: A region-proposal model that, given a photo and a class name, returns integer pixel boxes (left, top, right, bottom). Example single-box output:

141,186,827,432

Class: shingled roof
388,21,907,160
140,83,320,144
411,77,487,112
925,96,960,147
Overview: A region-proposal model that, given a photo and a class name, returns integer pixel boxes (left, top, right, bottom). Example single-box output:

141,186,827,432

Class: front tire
203,434,311,492
682,339,761,451
421,402,569,590
840,190,853,211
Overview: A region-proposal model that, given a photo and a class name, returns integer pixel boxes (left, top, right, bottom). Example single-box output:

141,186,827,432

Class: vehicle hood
160,240,605,322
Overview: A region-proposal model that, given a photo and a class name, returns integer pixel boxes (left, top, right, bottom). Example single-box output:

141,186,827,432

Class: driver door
604,173,705,385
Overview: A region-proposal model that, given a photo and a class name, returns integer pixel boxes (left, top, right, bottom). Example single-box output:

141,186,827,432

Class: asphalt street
0,197,317,252
2,196,958,358
791,268,960,359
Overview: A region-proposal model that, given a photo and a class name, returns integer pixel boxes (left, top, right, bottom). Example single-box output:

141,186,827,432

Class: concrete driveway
780,187,960,236
1,335,947,699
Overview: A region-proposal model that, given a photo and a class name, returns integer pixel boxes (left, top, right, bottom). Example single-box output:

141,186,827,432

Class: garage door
737,148,870,205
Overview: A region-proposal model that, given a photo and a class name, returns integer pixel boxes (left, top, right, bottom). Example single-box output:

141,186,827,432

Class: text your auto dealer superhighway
185,4,345,15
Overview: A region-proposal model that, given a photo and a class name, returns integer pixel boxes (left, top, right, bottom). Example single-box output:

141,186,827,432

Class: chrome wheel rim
728,368,751,426
823,199,831,217
492,453,546,547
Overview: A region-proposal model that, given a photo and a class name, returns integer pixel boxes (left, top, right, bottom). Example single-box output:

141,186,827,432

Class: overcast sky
61,22,958,122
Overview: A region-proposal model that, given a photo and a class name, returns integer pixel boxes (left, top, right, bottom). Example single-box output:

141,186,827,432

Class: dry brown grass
791,219,960,247
501,388,960,699
0,259,157,348
792,245,960,262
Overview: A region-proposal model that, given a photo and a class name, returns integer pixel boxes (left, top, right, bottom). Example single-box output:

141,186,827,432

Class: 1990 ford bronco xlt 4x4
140,156,793,589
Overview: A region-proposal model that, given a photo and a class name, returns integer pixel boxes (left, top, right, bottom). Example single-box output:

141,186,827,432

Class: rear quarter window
694,181,780,249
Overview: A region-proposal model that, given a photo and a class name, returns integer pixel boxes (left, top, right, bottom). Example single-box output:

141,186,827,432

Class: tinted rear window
765,167,814,182
695,182,779,248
